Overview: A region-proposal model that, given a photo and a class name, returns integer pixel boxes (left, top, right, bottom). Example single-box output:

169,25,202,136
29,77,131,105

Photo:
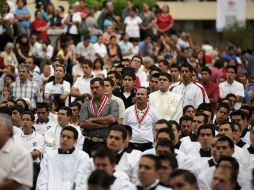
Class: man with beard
124,87,160,151
179,115,193,138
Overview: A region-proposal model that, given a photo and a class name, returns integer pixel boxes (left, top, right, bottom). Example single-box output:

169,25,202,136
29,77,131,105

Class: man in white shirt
33,40,54,60
76,35,95,61
44,107,84,151
137,154,172,190
149,72,182,121
14,111,45,189
104,78,125,124
219,65,245,110
0,113,33,190
124,87,160,151
37,126,90,190
44,65,71,107
171,63,209,108
71,58,94,100
34,102,57,136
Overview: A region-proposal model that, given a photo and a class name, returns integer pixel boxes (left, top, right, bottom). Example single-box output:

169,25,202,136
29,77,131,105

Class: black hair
194,112,208,124
22,111,35,121
179,115,193,125
79,57,93,68
36,102,50,112
132,55,143,64
104,77,114,87
170,63,180,71
158,153,178,170
108,125,128,140
122,125,132,137
90,77,105,87
141,154,161,170
197,124,215,137
230,110,247,121
94,147,116,165
11,105,25,114
159,72,172,82
217,156,239,172
170,169,197,186
201,67,212,75
59,106,72,116
61,125,79,140
183,105,195,114
156,128,175,142
217,102,230,112
168,120,181,132
156,139,175,155
226,65,237,74
219,121,235,132
70,101,81,111
180,63,194,73
94,58,104,70
16,98,29,111
88,170,111,189
216,135,235,149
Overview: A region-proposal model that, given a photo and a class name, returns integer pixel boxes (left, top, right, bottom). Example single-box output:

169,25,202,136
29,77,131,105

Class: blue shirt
15,7,30,28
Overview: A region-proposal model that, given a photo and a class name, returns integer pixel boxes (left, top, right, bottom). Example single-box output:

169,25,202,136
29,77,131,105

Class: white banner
216,0,246,32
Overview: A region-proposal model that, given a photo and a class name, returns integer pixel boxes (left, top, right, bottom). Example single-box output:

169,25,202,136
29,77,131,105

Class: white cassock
149,90,182,122
197,164,252,190
115,149,142,184
179,136,200,155
44,123,84,152
36,148,90,190
243,146,254,169
137,180,172,190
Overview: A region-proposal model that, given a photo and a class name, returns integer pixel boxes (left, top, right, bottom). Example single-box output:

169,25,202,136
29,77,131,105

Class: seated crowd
0,0,254,190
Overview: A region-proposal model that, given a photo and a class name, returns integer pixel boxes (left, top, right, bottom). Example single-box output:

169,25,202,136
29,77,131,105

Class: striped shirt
9,79,42,109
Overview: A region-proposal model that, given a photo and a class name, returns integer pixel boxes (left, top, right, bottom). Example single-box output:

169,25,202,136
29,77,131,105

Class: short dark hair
94,147,116,165
217,156,239,172
180,63,194,73
168,120,181,132
197,124,215,137
170,169,197,186
141,154,161,170
70,101,81,111
150,73,160,80
61,125,79,140
216,135,235,149
194,112,208,124
55,64,66,73
226,65,237,74
108,125,127,140
156,139,175,155
11,105,25,114
59,106,72,116
201,67,212,75
36,102,49,112
226,93,237,100
155,119,170,126
230,110,247,121
90,77,105,87
88,170,112,188
179,115,193,125
217,102,230,112
159,72,172,82
122,67,136,80
219,121,235,132
22,111,35,121
104,77,114,87
122,125,132,137
158,153,178,170
79,57,93,68
170,63,180,71
156,128,175,141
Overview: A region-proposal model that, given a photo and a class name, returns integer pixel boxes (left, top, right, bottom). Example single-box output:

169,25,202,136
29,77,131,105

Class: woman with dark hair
32,10,49,41
16,98,29,110
15,34,32,63
155,5,174,36
183,105,195,118
93,58,107,78
106,35,122,64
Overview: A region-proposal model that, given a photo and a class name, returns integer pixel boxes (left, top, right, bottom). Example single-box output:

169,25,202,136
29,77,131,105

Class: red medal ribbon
90,96,108,117
135,104,150,128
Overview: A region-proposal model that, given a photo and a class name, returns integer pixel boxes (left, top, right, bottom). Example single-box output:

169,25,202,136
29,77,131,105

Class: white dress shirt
219,80,245,110
171,82,209,108
124,104,160,143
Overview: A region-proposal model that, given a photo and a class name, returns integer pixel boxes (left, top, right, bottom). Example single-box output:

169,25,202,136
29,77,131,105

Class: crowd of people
0,0,254,190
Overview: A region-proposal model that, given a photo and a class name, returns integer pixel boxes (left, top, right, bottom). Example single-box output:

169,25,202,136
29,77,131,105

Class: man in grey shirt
80,77,119,155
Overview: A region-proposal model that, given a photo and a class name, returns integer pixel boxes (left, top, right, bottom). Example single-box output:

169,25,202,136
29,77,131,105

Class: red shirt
156,14,174,31
32,19,48,41
202,81,220,112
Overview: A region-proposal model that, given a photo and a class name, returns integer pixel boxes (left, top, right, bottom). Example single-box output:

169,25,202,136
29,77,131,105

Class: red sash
90,96,108,117
135,104,150,128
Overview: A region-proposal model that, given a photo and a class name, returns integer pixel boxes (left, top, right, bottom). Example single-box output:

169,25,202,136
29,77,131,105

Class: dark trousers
129,142,153,152
83,139,106,156
31,162,40,190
